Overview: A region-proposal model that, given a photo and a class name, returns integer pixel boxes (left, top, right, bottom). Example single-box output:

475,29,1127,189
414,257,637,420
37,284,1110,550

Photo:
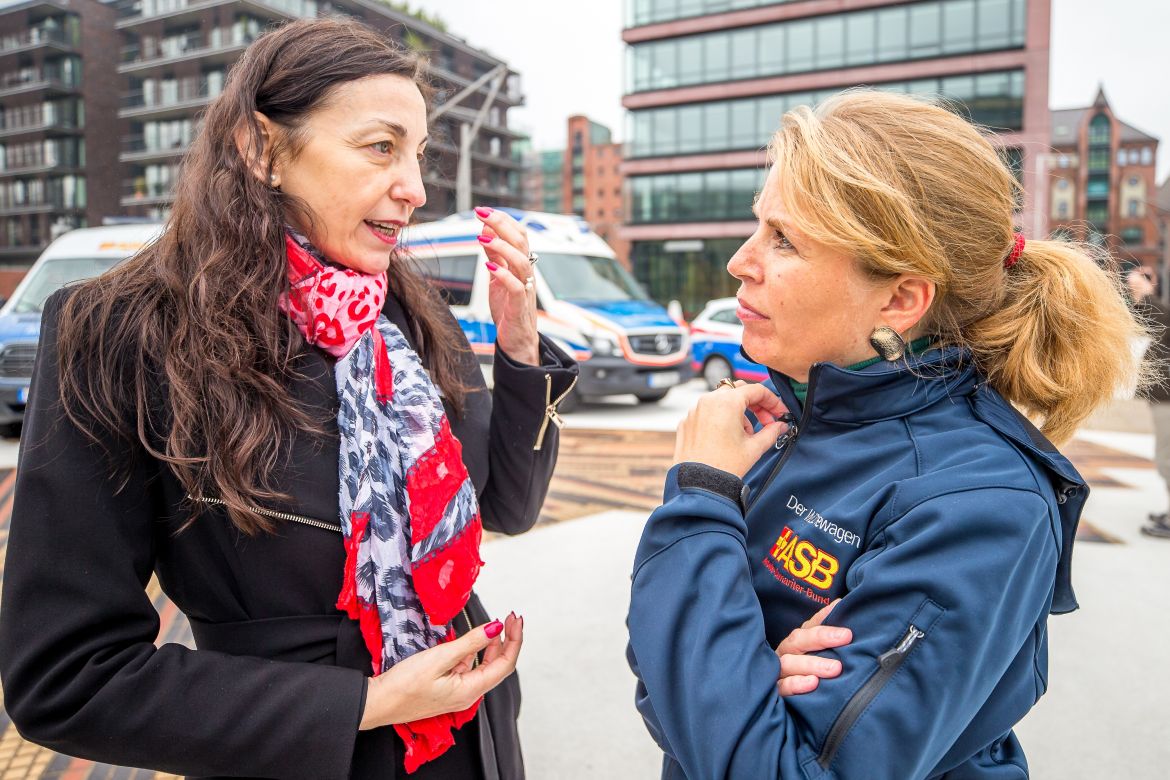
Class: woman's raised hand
775,600,852,696
474,206,540,366
359,613,524,729
672,380,790,478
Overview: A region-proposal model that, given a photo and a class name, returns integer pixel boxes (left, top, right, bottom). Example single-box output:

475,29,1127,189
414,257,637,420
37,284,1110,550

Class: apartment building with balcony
115,0,525,223
622,0,1051,316
0,0,119,266
1047,87,1160,272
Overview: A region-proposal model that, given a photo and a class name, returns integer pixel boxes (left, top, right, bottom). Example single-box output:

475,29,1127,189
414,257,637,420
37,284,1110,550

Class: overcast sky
419,0,1170,181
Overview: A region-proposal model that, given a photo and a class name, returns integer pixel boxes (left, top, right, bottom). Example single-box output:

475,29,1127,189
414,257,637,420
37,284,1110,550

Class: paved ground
0,381,1166,778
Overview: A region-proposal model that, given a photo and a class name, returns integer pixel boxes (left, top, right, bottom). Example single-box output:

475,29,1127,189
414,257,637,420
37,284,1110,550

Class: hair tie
1004,232,1025,269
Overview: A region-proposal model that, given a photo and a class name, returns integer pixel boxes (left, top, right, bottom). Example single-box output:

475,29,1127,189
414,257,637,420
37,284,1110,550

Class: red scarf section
282,234,482,773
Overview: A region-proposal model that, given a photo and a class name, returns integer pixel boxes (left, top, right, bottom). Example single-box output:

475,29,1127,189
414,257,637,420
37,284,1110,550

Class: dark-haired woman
0,19,576,780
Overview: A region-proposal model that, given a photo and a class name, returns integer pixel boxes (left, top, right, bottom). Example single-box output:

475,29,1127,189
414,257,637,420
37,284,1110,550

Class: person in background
1127,267,1170,538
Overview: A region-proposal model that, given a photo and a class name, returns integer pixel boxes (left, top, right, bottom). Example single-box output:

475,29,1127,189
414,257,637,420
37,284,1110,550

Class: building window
628,69,1024,158
631,237,748,317
1141,147,1153,165
1088,114,1111,146
627,0,1028,93
1121,227,1143,245
1057,202,1069,219
1128,199,1140,217
1087,148,1110,172
629,168,765,224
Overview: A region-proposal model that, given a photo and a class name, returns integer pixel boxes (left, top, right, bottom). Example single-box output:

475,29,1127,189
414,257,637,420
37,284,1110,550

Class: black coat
0,286,578,779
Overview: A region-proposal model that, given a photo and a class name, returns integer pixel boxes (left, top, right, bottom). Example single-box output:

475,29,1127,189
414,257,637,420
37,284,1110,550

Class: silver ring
716,378,736,390
524,276,534,291
527,251,539,265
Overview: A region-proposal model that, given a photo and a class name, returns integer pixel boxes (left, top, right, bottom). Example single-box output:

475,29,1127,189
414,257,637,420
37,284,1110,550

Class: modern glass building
114,0,526,224
622,0,1051,316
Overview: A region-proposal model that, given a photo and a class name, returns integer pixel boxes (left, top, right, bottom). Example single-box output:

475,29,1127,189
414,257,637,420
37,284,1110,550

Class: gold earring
869,326,906,362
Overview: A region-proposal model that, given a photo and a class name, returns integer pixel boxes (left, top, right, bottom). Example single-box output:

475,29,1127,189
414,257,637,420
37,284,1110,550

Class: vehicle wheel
555,386,580,413
703,356,735,391
635,389,670,404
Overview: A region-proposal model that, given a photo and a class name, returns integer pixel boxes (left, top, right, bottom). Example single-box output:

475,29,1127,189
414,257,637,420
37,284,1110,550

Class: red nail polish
485,261,499,272
474,206,493,218
477,234,492,245
485,620,503,639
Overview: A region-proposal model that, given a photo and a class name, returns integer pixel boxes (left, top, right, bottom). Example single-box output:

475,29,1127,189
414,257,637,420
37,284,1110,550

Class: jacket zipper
534,371,578,451
818,624,926,768
188,495,344,534
746,372,817,510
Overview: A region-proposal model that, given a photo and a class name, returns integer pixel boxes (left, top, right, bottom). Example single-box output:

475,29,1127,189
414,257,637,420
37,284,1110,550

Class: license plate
17,387,28,403
647,371,679,388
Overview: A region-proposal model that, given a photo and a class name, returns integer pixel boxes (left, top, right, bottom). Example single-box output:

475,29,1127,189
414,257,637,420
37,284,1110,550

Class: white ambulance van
0,223,163,430
403,209,692,408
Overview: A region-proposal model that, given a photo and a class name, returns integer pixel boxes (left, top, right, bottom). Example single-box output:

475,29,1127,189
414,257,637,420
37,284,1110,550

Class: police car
688,297,769,390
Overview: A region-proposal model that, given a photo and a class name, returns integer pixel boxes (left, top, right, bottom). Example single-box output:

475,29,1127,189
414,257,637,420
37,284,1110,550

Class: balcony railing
122,178,176,204
0,69,78,95
0,115,81,137
0,196,83,214
122,78,219,112
118,0,317,24
121,134,192,157
120,29,257,68
0,25,74,54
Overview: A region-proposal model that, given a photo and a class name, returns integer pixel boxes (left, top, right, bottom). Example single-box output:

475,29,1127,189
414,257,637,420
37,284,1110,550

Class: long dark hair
56,18,472,534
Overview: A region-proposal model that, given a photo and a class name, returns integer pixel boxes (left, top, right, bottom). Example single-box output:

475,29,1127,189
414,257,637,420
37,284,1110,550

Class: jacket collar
767,346,980,426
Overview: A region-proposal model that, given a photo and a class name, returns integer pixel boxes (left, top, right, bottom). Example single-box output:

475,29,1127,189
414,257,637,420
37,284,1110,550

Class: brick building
1047,87,1160,271
622,0,1052,316
565,114,628,266
0,0,120,268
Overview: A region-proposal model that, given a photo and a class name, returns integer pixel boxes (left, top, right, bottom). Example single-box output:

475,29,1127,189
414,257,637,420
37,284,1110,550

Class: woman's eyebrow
360,119,407,138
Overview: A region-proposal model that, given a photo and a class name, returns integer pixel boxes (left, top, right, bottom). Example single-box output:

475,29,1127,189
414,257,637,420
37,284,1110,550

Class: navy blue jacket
627,348,1085,779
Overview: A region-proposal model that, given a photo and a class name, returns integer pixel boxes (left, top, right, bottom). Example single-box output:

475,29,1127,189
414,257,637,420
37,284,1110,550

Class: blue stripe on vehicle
402,233,481,248
457,317,591,353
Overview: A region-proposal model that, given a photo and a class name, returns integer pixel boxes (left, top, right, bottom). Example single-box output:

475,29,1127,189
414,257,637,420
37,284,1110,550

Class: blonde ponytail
966,239,1150,444
768,90,1153,444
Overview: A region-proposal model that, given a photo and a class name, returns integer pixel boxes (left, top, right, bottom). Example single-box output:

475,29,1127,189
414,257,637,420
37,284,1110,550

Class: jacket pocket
817,598,945,769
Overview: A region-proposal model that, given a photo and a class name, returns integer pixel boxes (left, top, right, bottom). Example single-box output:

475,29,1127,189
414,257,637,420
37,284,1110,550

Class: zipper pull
534,372,577,451
878,625,924,668
774,412,799,450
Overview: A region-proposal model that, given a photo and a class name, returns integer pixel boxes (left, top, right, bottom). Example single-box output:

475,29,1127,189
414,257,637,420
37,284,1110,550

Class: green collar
788,336,935,404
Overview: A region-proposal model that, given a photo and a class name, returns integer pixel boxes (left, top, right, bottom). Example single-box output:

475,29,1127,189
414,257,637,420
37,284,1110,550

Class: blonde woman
627,90,1147,779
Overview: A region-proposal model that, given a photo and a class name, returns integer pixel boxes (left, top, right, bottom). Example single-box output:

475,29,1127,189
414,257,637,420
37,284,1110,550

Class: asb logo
770,526,839,590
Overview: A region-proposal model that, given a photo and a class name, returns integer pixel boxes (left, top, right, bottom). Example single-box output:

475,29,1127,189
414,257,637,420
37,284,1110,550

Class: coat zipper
818,624,927,768
188,494,344,534
192,495,480,649
746,372,817,510
534,371,578,451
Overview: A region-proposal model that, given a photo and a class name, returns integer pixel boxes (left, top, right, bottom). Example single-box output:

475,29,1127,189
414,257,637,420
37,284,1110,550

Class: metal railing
0,25,73,53
121,77,219,110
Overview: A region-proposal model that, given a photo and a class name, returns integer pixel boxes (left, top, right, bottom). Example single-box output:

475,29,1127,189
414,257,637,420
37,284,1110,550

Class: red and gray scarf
281,230,484,773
